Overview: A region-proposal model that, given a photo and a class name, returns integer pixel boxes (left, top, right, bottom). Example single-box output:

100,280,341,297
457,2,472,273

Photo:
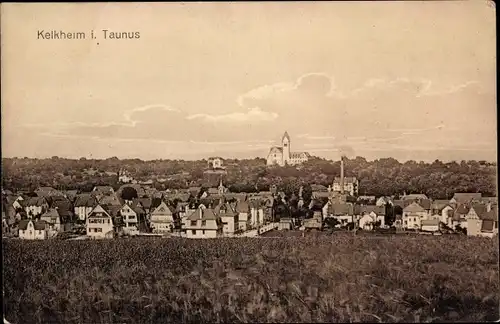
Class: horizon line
2,155,497,164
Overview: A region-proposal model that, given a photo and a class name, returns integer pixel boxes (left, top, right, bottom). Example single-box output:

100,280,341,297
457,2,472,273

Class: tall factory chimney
340,155,345,195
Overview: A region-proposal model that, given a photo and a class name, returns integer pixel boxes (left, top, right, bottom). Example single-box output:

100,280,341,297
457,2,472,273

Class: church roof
268,146,283,153
282,131,290,141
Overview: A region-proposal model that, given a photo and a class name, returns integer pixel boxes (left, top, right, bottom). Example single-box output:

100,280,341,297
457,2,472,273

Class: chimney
340,155,345,195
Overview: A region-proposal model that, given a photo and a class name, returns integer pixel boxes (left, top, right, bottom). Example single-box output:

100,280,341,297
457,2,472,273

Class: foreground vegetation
3,235,499,323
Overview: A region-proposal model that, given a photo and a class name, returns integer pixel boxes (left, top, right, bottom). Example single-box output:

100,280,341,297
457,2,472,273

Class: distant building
332,177,359,196
208,157,225,169
266,131,310,166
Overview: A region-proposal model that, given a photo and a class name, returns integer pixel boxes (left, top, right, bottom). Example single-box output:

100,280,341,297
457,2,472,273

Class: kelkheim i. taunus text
37,30,141,40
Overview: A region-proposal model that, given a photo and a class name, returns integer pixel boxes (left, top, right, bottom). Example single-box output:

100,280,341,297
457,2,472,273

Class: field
3,235,499,323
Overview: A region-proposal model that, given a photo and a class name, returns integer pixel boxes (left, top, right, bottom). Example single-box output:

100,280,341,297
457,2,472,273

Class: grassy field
3,234,499,323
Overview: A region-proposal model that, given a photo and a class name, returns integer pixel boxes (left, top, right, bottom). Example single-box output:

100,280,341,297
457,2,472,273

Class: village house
184,207,223,239
216,203,239,236
74,194,98,221
402,202,429,230
86,205,114,239
236,200,250,231
451,204,470,230
324,202,356,225
24,197,50,218
18,219,48,240
466,203,498,237
356,205,386,229
40,208,62,233
150,201,175,234
119,202,145,235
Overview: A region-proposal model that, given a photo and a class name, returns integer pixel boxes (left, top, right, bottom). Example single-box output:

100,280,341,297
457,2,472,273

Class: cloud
187,107,278,123
15,73,495,160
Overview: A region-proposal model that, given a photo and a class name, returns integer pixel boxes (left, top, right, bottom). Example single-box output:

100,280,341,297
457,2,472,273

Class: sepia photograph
1,1,498,323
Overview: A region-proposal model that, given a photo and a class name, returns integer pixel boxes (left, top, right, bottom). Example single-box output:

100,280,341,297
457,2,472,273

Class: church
266,131,310,166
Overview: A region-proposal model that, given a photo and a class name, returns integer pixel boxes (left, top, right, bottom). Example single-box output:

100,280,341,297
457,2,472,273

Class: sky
1,2,497,162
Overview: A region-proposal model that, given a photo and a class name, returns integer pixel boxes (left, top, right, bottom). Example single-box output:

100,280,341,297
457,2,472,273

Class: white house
217,203,239,236
74,194,98,221
236,200,250,231
24,197,49,218
184,207,223,239
40,208,62,233
150,201,175,234
119,202,144,234
18,219,48,240
86,205,114,239
402,202,429,230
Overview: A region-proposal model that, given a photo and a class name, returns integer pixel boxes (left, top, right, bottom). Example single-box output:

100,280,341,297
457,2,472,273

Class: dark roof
328,203,354,216
26,197,49,207
455,204,470,216
481,219,496,232
236,200,249,213
355,205,386,216
74,194,98,207
18,220,48,231
453,193,482,203
481,209,498,221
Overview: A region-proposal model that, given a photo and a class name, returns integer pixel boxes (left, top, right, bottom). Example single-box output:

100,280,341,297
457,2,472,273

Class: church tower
282,131,291,165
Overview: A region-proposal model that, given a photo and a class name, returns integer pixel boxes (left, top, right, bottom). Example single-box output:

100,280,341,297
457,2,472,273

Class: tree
121,187,138,201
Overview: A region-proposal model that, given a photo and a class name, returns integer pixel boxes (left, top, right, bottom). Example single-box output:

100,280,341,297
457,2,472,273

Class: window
203,230,205,235
201,220,206,226
190,220,197,226
96,228,103,232
191,230,196,235
29,230,33,235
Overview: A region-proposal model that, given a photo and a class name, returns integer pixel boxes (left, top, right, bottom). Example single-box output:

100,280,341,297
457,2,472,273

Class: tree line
1,156,496,199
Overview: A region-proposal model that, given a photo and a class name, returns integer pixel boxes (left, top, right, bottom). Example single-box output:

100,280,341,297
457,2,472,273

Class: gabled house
18,219,48,240
184,207,223,239
466,204,497,237
402,202,429,230
87,205,114,239
24,197,50,218
324,202,355,225
74,194,98,221
356,205,386,228
150,201,175,233
451,204,470,229
119,202,144,234
40,208,62,233
236,200,250,231
216,203,239,236
134,197,152,215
